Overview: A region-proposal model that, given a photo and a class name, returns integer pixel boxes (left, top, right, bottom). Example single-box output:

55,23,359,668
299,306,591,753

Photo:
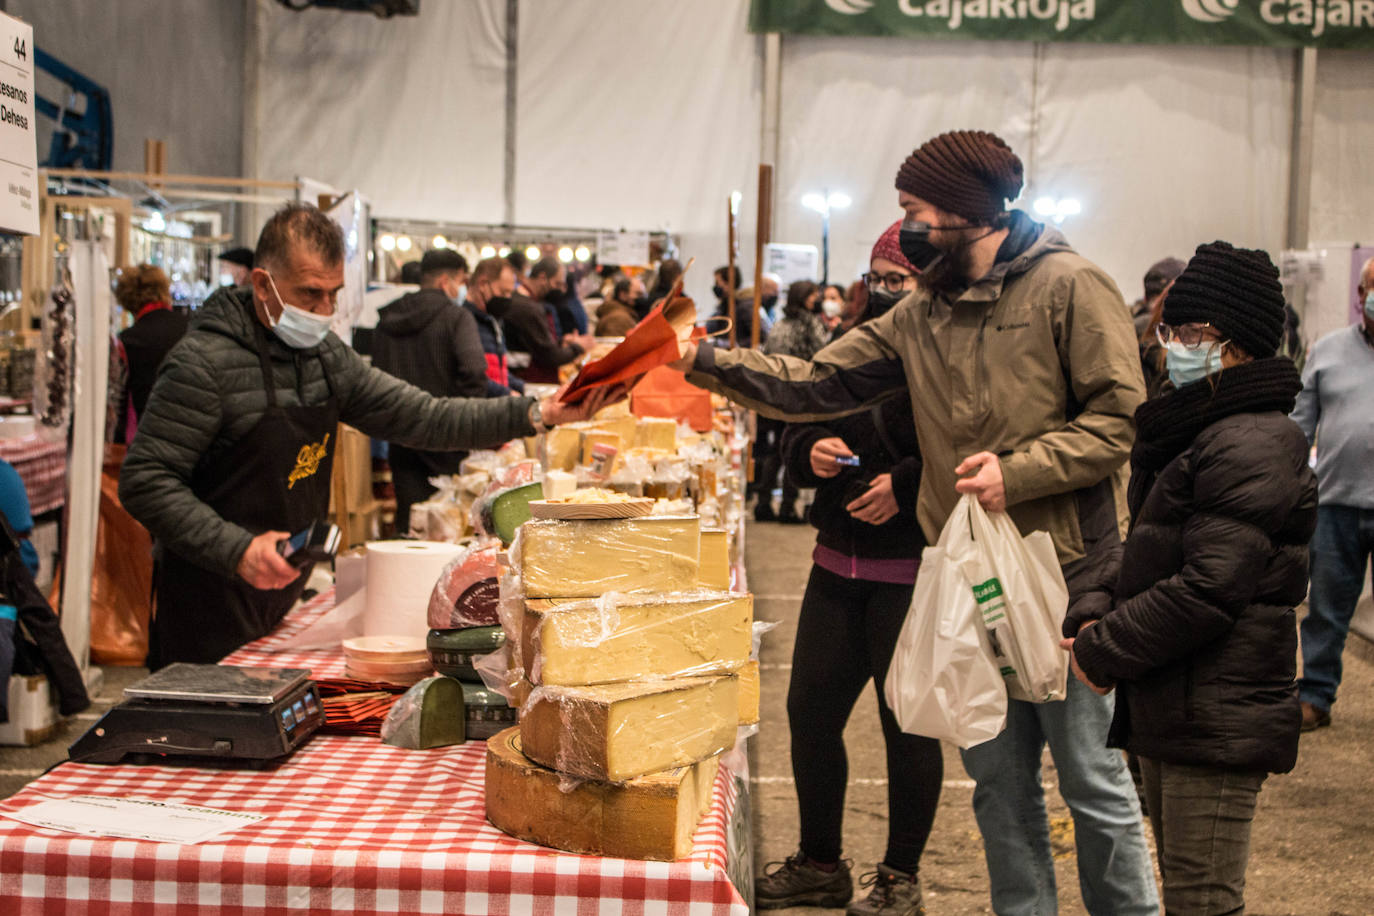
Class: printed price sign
0,11,35,236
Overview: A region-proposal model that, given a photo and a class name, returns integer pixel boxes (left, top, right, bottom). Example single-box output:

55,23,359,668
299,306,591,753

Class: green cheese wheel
427,627,506,682
461,680,517,740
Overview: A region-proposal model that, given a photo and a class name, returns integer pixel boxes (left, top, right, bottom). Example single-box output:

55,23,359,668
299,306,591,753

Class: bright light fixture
801,193,827,214
499,246,511,258
380,234,397,252
525,245,540,261
432,235,448,249
827,191,851,210
1033,195,1083,223
557,247,574,263
146,212,166,233
480,245,497,259
396,236,413,252
574,246,591,262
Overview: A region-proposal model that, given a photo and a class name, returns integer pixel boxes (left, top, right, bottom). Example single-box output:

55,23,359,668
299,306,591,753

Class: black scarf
1128,357,1302,513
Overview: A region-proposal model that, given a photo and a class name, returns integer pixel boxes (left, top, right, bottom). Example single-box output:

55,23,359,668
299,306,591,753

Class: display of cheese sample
515,516,700,598
542,468,577,499
698,528,730,590
520,675,739,782
635,416,678,451
427,626,505,682
522,590,753,686
381,676,466,749
485,727,718,861
736,659,760,726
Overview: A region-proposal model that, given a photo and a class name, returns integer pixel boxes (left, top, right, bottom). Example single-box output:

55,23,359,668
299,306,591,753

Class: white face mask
219,273,237,287
821,298,843,319
264,272,333,349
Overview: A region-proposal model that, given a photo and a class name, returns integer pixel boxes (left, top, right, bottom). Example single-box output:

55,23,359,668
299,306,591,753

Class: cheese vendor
120,203,618,671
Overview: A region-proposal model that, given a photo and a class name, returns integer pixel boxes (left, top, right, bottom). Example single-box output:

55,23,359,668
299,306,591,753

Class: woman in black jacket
753,224,939,916
1064,241,1318,916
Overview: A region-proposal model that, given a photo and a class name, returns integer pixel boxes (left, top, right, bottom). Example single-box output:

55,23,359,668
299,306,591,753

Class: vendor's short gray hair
255,202,345,272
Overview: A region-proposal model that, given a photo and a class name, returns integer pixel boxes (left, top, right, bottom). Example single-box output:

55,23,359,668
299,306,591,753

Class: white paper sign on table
1,795,266,844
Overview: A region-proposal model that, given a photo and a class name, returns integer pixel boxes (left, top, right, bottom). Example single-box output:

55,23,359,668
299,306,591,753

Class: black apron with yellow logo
147,315,339,670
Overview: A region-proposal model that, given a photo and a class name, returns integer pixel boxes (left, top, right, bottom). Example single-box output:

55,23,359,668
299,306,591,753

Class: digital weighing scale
68,664,323,766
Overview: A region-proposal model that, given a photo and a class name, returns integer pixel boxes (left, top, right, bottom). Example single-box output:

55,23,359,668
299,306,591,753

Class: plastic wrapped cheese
521,590,753,686
512,515,700,598
427,541,503,630
519,675,739,782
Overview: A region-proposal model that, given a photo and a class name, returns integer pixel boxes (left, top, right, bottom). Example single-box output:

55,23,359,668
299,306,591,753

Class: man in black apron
121,203,618,670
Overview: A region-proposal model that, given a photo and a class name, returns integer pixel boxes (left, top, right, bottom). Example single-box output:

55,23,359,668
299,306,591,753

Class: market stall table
0,591,753,915
0,432,67,515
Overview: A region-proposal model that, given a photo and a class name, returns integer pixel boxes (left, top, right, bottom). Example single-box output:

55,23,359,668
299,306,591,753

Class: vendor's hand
1059,634,1112,696
846,473,899,525
810,437,854,478
540,381,629,427
954,451,1006,512
236,530,302,591
668,339,699,372
564,332,596,353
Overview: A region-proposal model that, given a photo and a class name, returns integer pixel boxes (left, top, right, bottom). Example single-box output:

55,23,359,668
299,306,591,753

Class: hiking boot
1300,701,1331,732
756,851,853,909
846,864,925,916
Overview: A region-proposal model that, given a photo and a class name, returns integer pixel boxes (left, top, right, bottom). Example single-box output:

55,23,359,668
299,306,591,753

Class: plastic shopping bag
884,545,1008,749
942,494,1070,703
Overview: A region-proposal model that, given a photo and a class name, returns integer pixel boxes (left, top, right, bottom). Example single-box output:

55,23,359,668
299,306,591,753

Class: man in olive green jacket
674,131,1155,915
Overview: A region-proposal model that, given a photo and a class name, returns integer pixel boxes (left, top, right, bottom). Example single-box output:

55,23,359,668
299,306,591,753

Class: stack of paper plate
342,635,433,686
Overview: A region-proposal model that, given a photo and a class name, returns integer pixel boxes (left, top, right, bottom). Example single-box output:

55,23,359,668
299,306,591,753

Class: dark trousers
1139,757,1266,916
753,417,799,518
389,445,440,536
1298,504,1374,711
788,563,943,872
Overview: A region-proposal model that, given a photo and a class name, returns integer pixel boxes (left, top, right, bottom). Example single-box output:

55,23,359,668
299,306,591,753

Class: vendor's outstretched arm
672,316,906,422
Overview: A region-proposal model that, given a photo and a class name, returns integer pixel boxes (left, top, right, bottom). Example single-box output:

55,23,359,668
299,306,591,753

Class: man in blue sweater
1291,255,1374,731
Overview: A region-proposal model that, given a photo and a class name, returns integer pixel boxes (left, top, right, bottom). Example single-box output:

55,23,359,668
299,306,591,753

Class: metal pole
752,164,772,350
503,0,518,227
727,196,738,349
821,209,830,286
1286,47,1317,251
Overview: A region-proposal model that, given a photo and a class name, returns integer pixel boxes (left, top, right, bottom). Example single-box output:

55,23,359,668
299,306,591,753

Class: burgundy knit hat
894,130,1025,224
871,221,916,272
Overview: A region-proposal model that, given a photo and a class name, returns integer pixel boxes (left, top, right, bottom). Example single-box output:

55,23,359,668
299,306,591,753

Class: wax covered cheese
520,675,739,782
485,727,717,861
514,516,700,598
521,590,753,686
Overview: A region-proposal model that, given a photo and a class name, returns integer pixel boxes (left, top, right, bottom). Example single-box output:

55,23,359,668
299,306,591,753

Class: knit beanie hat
871,221,916,272
894,130,1024,224
1161,241,1286,359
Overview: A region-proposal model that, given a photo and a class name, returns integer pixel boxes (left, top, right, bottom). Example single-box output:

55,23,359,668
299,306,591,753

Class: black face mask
865,288,904,320
633,295,650,311
486,295,512,317
898,219,943,272
712,284,727,300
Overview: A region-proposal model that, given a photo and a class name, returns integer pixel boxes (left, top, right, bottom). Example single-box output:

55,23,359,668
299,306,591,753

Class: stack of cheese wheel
484,495,760,862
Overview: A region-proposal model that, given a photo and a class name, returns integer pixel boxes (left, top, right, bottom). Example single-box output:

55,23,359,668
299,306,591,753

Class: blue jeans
960,677,1158,916
1298,504,1374,712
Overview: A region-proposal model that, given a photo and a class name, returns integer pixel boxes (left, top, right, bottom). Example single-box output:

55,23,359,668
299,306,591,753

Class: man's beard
917,229,980,298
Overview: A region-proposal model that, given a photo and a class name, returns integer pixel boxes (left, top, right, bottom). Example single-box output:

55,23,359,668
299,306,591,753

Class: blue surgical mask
265,272,333,349
1165,341,1224,388
456,284,468,307
1364,291,1373,322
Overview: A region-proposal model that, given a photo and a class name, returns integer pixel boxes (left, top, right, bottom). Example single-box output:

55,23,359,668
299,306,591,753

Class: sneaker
1300,701,1331,732
756,851,853,909
846,864,925,916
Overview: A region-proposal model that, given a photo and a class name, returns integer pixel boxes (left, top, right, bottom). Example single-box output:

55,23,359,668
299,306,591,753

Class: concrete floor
743,518,1374,916
2,520,1372,915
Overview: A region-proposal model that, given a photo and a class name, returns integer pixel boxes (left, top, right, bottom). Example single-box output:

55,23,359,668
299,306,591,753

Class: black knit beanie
894,130,1024,224
1162,241,1286,359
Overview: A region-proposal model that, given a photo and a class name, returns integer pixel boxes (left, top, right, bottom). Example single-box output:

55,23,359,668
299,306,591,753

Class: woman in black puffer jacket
1064,241,1317,916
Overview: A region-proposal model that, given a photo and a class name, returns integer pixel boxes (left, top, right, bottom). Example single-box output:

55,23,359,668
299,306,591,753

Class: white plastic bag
884,545,1008,748
943,494,1070,703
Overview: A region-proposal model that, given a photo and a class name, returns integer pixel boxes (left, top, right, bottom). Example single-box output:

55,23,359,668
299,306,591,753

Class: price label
0,11,35,236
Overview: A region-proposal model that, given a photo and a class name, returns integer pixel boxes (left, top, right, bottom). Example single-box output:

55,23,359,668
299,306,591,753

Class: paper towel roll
363,540,463,640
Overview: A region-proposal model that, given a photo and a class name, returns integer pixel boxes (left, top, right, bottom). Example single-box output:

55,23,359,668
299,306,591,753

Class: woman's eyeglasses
863,271,914,293
1156,322,1228,351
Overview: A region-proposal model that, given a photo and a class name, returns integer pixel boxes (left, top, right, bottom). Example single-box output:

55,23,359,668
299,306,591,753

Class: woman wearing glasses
1062,241,1317,915
753,223,939,916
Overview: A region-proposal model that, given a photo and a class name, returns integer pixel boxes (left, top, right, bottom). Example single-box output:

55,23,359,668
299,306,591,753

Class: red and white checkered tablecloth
0,591,750,915
0,433,67,516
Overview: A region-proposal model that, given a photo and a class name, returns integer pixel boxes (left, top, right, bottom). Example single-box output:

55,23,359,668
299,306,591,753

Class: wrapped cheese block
737,659,760,726
635,416,678,451
514,516,700,598
697,528,730,590
427,542,502,630
521,590,753,686
485,727,718,861
520,675,739,782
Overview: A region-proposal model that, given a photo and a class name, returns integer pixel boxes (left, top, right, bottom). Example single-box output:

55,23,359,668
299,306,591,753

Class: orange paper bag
630,364,713,432
559,296,696,405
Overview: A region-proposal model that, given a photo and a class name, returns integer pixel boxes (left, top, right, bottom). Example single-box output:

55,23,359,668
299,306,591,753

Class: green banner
750,0,1374,48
